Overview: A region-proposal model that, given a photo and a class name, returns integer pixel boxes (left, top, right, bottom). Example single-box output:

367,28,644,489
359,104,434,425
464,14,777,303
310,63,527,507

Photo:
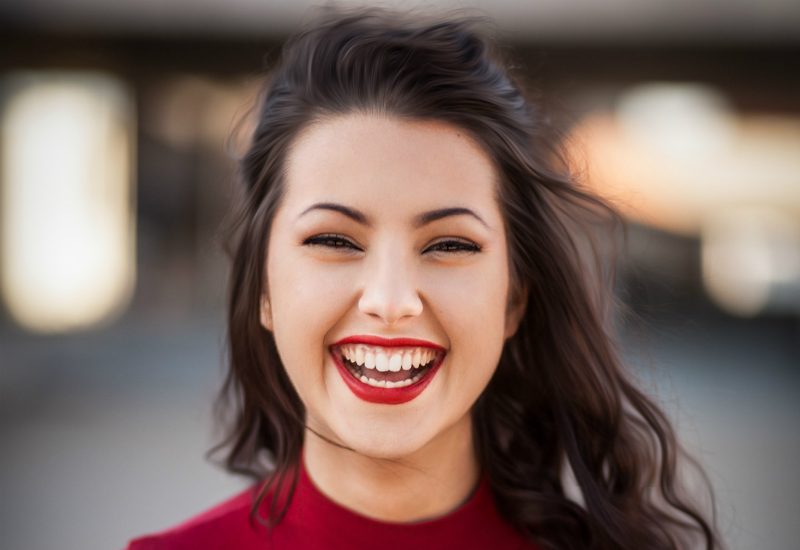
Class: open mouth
335,345,439,388
330,337,446,404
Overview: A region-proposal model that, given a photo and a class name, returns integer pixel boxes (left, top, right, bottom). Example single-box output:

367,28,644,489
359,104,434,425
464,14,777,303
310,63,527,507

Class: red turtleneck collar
127,461,539,550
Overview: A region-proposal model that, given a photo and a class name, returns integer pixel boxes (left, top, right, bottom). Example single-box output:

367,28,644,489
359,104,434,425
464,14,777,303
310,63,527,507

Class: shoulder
125,487,270,550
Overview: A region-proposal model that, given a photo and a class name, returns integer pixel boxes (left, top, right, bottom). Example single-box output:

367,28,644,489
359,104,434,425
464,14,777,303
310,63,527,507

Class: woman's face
262,114,523,459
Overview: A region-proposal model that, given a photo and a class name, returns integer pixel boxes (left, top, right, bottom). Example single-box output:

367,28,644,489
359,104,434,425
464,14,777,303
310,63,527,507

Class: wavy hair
218,8,720,550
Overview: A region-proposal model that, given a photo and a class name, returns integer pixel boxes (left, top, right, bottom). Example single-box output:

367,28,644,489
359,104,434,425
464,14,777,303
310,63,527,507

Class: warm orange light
566,84,800,236
565,83,800,316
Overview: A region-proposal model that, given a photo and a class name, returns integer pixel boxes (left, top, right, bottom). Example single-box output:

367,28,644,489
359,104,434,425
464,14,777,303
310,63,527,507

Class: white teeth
340,345,438,367
359,376,416,388
340,343,440,385
376,353,389,372
415,350,431,368
358,373,424,388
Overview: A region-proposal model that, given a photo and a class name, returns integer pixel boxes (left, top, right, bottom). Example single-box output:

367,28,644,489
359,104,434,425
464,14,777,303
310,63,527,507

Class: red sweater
126,465,540,550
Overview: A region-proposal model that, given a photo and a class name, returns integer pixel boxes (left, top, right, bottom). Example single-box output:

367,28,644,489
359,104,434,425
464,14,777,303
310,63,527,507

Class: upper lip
331,334,446,350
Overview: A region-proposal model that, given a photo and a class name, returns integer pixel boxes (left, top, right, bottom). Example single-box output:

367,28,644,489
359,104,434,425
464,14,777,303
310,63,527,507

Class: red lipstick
333,334,446,350
330,335,446,405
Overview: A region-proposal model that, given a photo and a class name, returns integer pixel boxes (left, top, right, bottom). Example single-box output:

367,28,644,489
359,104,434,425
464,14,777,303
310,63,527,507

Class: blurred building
1,2,798,550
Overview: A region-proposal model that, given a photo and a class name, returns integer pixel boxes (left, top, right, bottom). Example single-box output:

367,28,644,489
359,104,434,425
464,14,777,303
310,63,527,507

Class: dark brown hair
219,8,720,550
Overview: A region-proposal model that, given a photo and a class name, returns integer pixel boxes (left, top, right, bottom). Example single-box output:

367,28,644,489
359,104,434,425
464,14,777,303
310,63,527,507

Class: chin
344,432,432,460
324,406,441,460
317,357,476,461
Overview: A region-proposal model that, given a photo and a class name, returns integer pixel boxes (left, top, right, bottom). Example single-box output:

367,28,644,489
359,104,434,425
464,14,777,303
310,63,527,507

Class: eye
424,238,481,254
303,233,363,251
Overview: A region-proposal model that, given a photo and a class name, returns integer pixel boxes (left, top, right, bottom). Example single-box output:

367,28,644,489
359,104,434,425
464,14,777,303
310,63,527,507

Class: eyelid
303,234,480,254
303,233,364,251
423,237,482,253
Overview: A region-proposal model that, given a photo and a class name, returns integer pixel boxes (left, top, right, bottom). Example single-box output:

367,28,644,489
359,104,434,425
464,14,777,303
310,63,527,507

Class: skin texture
260,114,525,522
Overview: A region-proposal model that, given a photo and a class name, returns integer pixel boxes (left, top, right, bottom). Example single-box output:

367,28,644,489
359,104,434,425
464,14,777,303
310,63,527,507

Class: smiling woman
127,7,721,550
261,116,521,522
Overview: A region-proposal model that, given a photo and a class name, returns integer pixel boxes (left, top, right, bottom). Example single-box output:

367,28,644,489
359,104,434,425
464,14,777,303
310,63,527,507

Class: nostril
358,292,423,324
357,257,424,323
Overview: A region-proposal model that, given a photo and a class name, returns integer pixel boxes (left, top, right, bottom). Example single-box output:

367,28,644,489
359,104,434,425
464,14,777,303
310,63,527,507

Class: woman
128,8,719,550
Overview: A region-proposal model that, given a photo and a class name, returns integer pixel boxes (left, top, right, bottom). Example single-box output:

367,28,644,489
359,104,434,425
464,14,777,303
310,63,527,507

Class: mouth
330,335,446,405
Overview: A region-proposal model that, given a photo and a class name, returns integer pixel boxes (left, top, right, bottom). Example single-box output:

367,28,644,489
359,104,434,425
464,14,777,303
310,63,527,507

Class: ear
504,284,528,340
260,294,274,332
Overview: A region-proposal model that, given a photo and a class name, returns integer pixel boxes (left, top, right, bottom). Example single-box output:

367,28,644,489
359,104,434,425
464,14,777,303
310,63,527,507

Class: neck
302,413,480,523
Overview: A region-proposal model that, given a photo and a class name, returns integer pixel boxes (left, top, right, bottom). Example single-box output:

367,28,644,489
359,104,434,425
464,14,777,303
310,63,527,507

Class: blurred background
1,1,798,549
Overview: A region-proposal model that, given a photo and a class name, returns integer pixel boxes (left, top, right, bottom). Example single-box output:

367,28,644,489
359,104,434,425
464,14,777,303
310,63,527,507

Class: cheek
423,256,510,329
267,253,357,393
422,259,510,388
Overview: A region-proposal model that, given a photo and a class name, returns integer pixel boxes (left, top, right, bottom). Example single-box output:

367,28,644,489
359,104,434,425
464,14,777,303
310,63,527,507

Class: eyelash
303,234,361,250
302,234,481,254
425,239,481,253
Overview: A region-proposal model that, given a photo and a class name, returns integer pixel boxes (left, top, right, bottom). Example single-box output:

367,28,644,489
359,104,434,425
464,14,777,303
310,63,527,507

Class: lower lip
332,351,444,405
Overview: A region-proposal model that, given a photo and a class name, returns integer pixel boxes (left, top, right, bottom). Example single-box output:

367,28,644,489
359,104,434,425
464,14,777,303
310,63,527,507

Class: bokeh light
567,82,800,315
1,72,136,332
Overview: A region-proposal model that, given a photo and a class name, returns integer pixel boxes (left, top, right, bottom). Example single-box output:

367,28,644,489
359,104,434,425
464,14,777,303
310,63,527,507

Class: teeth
358,370,428,388
340,344,440,380
375,353,389,372
363,376,417,387
341,345,438,366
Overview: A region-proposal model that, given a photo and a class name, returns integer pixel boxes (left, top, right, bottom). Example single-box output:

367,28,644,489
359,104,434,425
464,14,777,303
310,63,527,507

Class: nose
358,246,423,325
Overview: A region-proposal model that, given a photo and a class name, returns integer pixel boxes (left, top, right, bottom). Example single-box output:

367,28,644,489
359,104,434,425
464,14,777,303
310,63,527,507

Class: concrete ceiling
3,0,800,43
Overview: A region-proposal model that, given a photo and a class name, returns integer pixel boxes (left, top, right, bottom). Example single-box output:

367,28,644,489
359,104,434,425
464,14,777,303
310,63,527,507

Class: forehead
282,114,500,218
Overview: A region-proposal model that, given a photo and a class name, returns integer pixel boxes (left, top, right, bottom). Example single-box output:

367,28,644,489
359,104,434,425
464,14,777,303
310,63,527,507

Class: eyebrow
297,203,371,225
413,207,488,228
297,203,487,229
